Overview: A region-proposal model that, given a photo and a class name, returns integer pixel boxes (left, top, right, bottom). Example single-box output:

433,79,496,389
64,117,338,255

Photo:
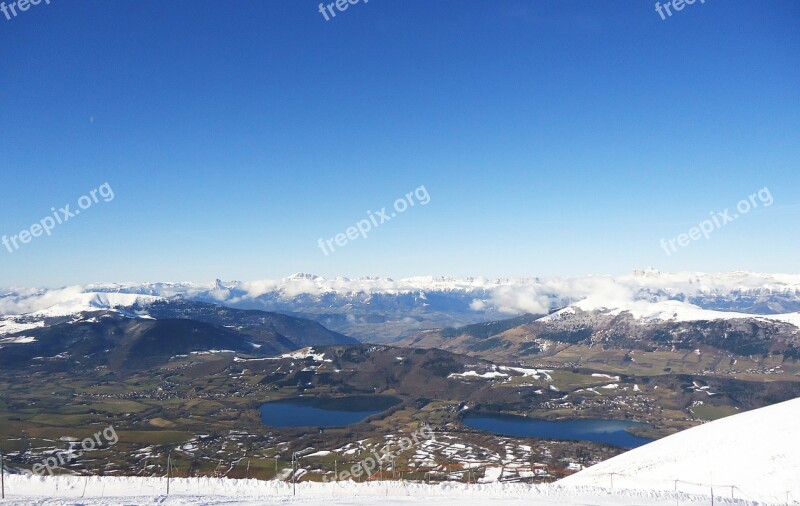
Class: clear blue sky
1,0,798,287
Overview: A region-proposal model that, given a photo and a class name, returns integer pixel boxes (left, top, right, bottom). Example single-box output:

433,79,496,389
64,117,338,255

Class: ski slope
0,476,777,506
562,396,800,503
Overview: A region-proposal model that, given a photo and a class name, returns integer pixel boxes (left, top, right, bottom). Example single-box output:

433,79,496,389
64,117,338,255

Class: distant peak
288,273,320,280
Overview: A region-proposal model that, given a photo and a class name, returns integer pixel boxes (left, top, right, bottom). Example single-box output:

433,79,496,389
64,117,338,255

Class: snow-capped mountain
2,270,800,342
0,299,357,372
541,296,800,327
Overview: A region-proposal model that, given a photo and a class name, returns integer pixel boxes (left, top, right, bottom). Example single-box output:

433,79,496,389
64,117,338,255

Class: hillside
400,308,800,377
0,300,357,372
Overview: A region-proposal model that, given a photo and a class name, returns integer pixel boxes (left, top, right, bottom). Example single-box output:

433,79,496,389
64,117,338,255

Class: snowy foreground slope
0,477,782,506
562,396,800,503
2,398,798,505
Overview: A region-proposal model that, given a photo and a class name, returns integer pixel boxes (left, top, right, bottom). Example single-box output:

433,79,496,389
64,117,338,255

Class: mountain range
2,270,800,372
2,270,800,342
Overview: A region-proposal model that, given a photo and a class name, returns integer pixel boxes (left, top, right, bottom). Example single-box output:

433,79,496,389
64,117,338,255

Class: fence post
166,452,171,496
674,479,679,506
292,453,296,497
1,450,5,500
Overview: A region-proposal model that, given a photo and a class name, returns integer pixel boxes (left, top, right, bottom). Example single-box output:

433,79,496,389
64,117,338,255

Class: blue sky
1,0,798,286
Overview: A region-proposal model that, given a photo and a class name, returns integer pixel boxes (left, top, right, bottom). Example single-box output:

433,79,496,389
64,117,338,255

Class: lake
260,395,401,428
462,412,653,448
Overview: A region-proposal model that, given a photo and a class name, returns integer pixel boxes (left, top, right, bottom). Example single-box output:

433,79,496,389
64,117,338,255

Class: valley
1,278,800,487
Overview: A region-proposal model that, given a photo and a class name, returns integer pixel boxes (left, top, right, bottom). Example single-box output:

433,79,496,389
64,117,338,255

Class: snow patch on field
280,347,332,362
448,370,508,380
0,335,37,344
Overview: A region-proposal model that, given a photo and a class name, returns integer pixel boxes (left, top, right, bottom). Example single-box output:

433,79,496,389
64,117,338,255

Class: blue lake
260,396,401,428
463,413,653,448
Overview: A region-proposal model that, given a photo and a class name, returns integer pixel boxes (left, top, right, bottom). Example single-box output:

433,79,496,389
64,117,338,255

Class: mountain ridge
3,270,800,342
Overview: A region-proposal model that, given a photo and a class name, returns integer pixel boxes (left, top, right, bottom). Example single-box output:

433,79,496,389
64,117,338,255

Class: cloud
3,271,799,317
0,286,86,315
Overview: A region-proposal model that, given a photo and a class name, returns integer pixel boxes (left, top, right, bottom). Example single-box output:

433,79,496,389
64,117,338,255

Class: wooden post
246,459,250,479
674,479,679,506
166,453,172,496
292,453,296,497
1,450,5,500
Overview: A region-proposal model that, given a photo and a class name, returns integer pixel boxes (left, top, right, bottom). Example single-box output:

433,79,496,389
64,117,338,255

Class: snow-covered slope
0,292,163,336
0,287,162,318
0,476,776,506
542,296,800,327
28,292,162,317
561,396,800,503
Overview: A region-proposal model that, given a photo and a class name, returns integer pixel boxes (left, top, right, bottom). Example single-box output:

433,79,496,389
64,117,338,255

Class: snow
4,270,800,320
562,396,800,503
478,466,502,483
498,366,553,380
279,347,331,362
449,366,552,382
0,318,45,335
28,293,162,317
544,296,800,327
448,370,509,380
0,476,771,506
591,374,620,380
0,335,37,344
